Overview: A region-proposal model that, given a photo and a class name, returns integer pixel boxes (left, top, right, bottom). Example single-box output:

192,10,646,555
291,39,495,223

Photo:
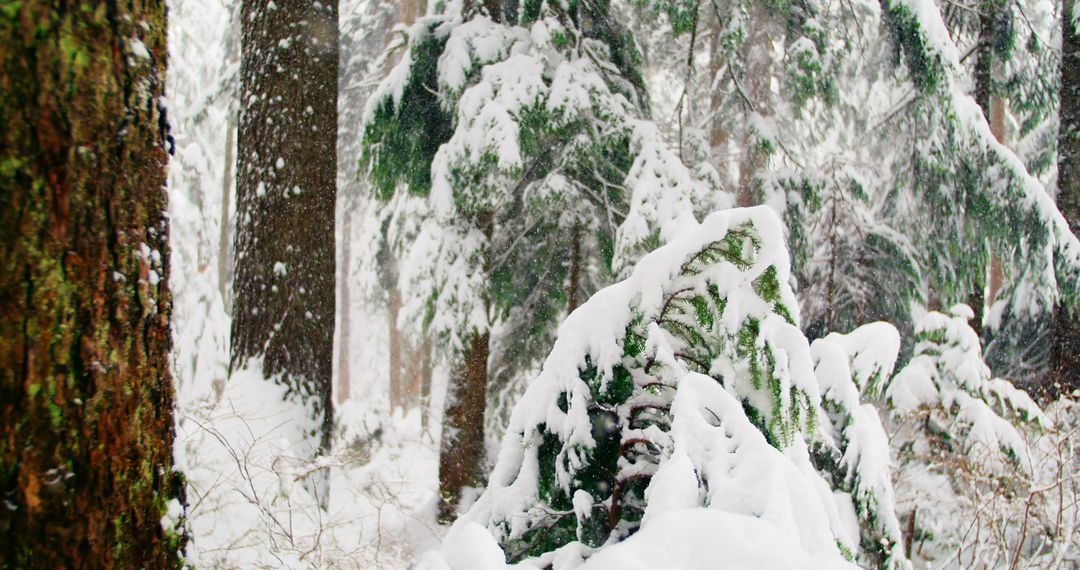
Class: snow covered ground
174,357,447,568
166,0,449,565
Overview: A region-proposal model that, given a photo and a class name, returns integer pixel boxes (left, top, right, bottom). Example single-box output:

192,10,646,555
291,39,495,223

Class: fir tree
444,207,851,563
886,304,1044,565
359,0,705,520
232,0,339,464
810,323,910,569
0,0,183,563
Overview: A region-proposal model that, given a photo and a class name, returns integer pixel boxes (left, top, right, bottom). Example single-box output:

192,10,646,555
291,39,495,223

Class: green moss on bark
0,0,181,566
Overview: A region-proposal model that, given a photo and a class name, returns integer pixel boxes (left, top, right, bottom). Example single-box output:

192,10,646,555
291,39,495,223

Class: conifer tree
360,0,704,520
433,207,865,566
811,323,910,569
633,0,1078,358
0,0,182,564
886,305,1043,565
232,0,339,460
877,0,1079,386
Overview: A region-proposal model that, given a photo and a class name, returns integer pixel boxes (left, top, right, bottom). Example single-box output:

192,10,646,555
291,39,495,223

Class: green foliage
493,217,818,561
361,27,453,200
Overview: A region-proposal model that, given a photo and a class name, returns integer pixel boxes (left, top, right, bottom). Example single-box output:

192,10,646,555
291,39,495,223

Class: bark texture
437,332,491,523
0,0,180,565
233,0,339,451
1050,0,1080,398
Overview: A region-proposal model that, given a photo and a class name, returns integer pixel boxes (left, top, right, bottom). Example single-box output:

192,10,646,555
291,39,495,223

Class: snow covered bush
811,323,910,569
886,304,1046,566
417,206,863,568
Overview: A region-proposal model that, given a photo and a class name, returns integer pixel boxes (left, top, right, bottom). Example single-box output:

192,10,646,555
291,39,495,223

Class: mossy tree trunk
0,0,181,566
233,0,339,454
1050,0,1080,398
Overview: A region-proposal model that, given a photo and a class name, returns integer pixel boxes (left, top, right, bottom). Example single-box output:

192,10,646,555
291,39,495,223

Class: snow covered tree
359,0,705,520
232,0,339,457
421,207,865,566
336,0,397,404
885,304,1044,565
629,0,1079,364
0,0,182,564
873,0,1079,328
810,323,910,569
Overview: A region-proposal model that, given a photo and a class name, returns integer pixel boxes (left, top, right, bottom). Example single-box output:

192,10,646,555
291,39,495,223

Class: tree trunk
401,0,422,24
437,331,491,522
967,0,1000,335
438,211,493,523
567,223,583,313
736,2,774,207
708,9,731,189
1050,0,1080,399
388,284,404,413
219,109,237,312
337,203,353,404
233,0,339,454
986,96,1006,306
0,1,181,565
419,335,434,434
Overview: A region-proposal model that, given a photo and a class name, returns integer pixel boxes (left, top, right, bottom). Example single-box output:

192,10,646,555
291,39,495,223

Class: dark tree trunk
437,332,491,523
567,223,583,313
233,0,339,453
0,0,181,566
437,211,494,523
968,0,1002,336
1050,0,1080,399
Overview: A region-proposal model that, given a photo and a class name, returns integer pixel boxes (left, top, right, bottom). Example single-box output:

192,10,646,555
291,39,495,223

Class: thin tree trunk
420,335,434,434
987,96,1006,306
388,283,404,413
233,0,339,455
1049,0,1080,399
737,2,774,207
0,1,180,565
402,0,422,24
437,331,491,522
708,10,731,189
381,0,422,415
337,204,353,404
567,223,583,313
968,0,999,335
220,110,236,311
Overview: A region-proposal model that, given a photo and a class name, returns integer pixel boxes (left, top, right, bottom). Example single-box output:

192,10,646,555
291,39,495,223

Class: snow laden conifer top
884,305,1046,564
810,323,910,569
887,305,1043,463
419,206,858,568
